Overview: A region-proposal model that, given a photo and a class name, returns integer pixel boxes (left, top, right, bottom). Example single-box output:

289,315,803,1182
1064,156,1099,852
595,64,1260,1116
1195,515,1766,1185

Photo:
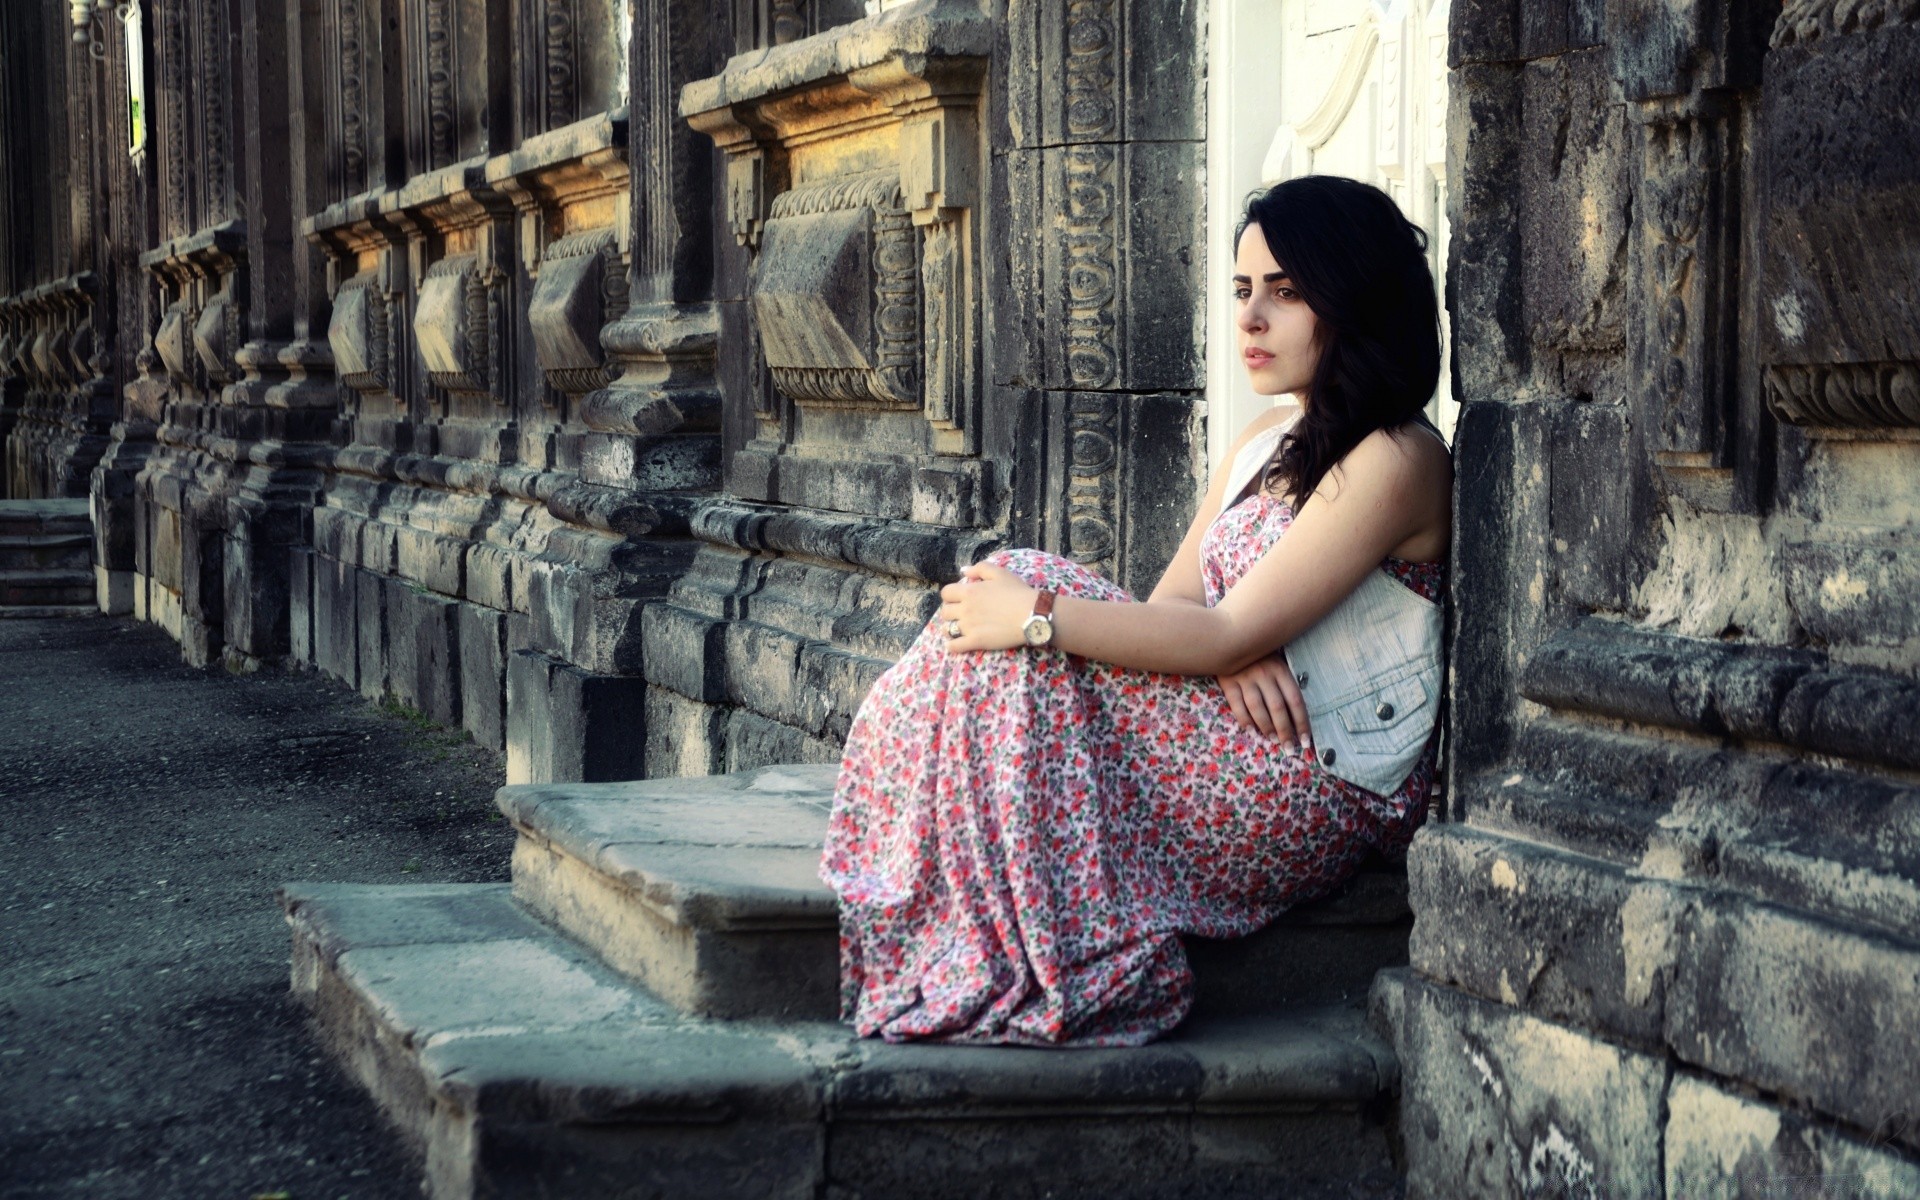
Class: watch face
1023,615,1051,646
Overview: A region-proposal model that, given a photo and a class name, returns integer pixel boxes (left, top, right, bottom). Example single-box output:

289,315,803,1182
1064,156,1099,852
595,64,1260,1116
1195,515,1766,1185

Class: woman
821,175,1452,1047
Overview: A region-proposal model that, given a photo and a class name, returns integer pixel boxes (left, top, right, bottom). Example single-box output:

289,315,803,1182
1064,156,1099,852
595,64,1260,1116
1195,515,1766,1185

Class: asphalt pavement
1,613,516,1199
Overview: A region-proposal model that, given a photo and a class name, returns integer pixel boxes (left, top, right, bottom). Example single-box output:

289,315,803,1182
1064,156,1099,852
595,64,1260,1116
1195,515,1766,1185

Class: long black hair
1235,176,1442,505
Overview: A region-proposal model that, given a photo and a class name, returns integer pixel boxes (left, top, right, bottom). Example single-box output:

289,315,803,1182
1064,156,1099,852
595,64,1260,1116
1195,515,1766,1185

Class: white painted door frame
1204,0,1454,478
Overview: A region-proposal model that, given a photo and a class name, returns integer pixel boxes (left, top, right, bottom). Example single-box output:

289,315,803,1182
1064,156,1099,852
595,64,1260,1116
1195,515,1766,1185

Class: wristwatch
1022,590,1057,647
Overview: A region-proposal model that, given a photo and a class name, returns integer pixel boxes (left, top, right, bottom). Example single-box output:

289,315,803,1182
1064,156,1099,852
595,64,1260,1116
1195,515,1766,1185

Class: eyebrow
1230,272,1290,284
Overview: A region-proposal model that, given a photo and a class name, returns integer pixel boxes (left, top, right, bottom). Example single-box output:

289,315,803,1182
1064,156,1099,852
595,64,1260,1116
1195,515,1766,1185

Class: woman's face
1232,223,1321,399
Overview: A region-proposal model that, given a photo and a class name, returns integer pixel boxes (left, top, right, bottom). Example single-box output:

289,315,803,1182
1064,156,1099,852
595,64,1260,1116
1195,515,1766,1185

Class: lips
1242,349,1274,368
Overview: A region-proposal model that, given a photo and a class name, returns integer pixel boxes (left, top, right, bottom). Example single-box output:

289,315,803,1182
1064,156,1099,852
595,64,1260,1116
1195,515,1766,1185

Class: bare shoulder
1342,422,1452,496
1231,403,1302,455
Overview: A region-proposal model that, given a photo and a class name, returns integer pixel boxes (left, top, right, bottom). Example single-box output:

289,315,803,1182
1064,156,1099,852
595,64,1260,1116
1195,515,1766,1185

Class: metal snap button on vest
1376,701,1395,721
1296,672,1309,688
1322,748,1336,766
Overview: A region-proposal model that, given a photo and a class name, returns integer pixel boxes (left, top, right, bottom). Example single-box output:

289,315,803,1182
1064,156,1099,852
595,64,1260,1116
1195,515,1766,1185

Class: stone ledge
0,497,91,537
1461,741,1920,951
1521,616,1920,772
680,0,992,118
284,880,1398,1200
499,763,842,1020
0,604,97,620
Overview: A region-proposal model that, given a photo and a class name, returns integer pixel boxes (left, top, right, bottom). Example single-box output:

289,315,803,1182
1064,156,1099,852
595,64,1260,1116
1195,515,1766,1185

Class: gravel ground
0,613,516,1199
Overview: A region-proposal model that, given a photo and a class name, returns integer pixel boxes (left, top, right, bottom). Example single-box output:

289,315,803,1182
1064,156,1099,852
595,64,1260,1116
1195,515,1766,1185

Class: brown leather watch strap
1033,589,1055,617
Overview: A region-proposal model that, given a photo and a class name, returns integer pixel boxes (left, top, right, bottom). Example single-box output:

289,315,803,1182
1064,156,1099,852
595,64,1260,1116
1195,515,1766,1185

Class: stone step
0,497,90,539
0,532,93,572
0,604,97,620
500,763,842,1021
0,568,96,607
279,881,1400,1200
498,764,1412,1023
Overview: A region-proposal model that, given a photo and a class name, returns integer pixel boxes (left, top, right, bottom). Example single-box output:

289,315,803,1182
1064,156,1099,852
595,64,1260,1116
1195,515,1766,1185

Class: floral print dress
819,489,1443,1047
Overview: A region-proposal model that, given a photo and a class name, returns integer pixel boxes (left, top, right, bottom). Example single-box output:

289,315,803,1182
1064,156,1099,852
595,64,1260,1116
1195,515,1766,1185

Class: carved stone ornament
31,323,67,390
1765,362,1920,428
751,173,921,409
193,283,244,385
327,269,391,395
1773,0,1920,47
529,228,629,395
414,253,493,394
155,299,197,384
66,314,97,384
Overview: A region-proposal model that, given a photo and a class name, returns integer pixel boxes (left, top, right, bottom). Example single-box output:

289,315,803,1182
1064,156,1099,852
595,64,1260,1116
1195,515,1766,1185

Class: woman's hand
1218,650,1312,748
937,563,1040,653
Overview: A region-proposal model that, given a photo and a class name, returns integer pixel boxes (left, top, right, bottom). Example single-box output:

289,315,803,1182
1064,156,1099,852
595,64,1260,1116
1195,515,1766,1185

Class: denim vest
1219,419,1443,796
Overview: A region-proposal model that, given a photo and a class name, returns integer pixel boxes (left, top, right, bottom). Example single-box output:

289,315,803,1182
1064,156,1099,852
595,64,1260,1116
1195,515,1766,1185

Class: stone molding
1634,94,1737,473
0,277,103,396
1519,617,1920,776
1773,0,1920,47
1764,361,1920,429
310,112,630,409
1760,15,1920,434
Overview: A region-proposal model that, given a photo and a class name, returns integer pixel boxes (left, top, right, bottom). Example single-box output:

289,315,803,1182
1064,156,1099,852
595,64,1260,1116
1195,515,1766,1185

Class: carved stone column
1000,0,1208,594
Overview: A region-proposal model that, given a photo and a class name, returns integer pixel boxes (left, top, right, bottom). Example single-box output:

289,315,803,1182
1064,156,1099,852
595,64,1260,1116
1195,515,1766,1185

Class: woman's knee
980,548,1132,602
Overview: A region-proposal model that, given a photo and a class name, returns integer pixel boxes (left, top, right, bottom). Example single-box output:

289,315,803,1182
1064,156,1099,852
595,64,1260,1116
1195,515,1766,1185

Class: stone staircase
281,764,1411,1199
0,498,95,615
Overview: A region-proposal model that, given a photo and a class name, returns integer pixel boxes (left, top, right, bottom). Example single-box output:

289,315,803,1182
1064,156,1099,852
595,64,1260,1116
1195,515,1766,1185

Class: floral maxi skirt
819,549,1428,1048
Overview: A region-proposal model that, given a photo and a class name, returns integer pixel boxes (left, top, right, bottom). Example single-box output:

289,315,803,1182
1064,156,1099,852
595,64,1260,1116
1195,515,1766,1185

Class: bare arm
941,426,1449,675
1146,404,1299,608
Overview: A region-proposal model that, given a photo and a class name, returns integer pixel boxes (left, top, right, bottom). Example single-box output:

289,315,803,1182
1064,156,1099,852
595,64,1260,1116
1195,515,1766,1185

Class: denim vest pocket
1333,668,1435,757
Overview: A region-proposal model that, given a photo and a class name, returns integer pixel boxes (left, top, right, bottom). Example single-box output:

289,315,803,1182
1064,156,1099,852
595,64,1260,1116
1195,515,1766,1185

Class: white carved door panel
1205,0,1454,475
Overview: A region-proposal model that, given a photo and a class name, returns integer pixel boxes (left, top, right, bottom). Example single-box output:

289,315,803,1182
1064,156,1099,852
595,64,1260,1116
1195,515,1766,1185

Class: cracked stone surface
0,614,515,1199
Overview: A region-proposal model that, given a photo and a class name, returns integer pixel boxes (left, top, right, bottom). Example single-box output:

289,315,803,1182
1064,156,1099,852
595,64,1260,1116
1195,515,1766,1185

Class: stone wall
0,3,122,503
5,0,1209,791
1380,1,1920,1195
641,0,1207,779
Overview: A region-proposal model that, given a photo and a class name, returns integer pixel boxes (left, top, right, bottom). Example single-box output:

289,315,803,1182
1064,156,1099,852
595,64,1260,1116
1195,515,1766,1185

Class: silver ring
945,619,963,639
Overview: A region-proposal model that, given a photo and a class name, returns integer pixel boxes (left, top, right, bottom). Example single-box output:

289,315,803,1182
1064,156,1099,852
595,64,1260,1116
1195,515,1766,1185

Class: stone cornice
304,109,628,242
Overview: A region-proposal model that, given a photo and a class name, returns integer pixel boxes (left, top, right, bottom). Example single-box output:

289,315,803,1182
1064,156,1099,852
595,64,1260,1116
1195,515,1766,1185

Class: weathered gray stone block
222,523,291,663
395,525,466,599
506,650,557,786
313,554,358,689
464,542,516,612
1666,896,1920,1156
288,546,315,666
390,583,462,727
356,567,389,701
627,593,714,697
502,765,840,1021
1665,1072,1920,1200
506,649,649,785
1373,968,1669,1200
457,603,508,752
1406,823,1661,1045
643,686,725,779
723,708,842,773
